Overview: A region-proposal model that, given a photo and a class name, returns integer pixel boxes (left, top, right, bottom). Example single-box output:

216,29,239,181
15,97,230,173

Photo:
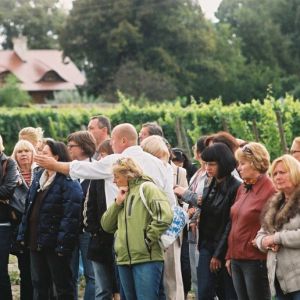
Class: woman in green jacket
101,157,173,300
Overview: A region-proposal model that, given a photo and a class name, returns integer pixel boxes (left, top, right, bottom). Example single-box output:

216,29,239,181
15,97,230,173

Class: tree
59,0,225,100
0,0,66,49
216,0,300,98
0,75,32,107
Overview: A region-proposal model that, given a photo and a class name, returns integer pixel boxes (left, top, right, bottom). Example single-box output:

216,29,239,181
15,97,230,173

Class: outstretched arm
34,155,70,175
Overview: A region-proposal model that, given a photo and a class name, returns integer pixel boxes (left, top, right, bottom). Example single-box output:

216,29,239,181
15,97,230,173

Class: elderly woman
18,140,83,300
101,157,173,300
197,142,241,300
141,135,186,300
226,142,276,300
256,155,300,299
11,140,38,300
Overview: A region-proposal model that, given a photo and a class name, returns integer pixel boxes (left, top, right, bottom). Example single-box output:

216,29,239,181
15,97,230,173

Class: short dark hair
67,131,96,158
46,140,71,162
205,131,239,154
90,115,111,135
142,122,164,137
201,143,236,179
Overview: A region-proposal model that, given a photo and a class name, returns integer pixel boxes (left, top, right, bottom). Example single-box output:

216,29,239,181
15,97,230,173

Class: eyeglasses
67,144,80,149
242,145,253,155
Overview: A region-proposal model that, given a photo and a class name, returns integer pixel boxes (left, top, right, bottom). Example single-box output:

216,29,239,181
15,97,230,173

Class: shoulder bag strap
139,182,154,218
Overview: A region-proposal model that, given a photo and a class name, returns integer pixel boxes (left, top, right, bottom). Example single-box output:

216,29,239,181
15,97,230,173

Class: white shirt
69,146,176,207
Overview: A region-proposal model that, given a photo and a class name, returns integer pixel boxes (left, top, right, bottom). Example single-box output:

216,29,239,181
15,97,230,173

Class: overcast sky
60,0,223,20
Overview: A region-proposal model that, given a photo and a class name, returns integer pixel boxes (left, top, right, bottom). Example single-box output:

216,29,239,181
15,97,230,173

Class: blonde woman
19,127,44,152
11,140,37,300
101,157,173,300
256,155,300,299
141,135,186,300
226,142,275,300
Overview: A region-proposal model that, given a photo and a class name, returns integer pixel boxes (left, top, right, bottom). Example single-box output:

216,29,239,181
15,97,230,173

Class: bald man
34,123,176,207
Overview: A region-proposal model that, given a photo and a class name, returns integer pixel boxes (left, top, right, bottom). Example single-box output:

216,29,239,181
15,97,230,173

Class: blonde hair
235,142,270,173
113,157,143,180
270,154,300,186
292,137,300,144
140,135,170,163
11,140,36,164
19,127,44,147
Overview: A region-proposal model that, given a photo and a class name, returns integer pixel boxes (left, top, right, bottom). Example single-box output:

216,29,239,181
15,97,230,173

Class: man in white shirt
34,123,176,207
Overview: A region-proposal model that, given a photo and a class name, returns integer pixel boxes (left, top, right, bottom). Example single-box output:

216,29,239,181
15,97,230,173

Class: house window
40,71,65,82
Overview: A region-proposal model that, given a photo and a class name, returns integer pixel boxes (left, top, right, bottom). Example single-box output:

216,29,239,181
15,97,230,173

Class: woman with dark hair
18,140,83,300
174,136,208,298
67,131,96,300
197,143,241,300
172,148,198,183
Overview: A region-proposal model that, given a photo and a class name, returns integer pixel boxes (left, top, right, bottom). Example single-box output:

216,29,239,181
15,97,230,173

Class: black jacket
18,170,83,255
85,179,114,263
0,153,18,223
198,175,241,260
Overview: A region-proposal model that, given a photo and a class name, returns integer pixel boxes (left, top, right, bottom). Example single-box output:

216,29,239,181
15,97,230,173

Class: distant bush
0,75,32,107
0,93,297,159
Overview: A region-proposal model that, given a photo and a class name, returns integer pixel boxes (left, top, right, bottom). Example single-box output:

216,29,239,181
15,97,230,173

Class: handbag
139,182,188,251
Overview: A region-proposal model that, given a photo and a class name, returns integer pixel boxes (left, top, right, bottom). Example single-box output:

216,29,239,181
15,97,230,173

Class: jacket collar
243,174,272,195
261,185,300,232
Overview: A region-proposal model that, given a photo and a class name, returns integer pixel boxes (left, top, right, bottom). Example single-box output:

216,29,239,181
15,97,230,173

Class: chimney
12,36,28,62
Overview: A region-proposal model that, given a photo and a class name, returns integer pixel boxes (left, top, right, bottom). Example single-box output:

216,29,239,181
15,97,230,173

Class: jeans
17,249,33,300
0,226,12,300
71,232,95,300
118,261,163,300
92,261,114,300
197,246,237,300
231,259,270,300
30,249,75,300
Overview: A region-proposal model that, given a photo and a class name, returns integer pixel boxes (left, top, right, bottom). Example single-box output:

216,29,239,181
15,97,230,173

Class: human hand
210,257,222,273
188,207,196,218
262,235,278,251
225,260,231,276
173,185,186,197
34,155,57,170
116,186,128,206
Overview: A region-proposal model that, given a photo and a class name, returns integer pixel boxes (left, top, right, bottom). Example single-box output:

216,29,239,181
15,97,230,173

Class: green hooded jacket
101,176,173,265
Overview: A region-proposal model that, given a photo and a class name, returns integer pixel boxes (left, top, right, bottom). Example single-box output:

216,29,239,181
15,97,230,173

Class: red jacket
226,174,276,260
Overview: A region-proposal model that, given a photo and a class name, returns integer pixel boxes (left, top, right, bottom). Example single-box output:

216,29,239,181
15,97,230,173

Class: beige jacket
256,187,300,296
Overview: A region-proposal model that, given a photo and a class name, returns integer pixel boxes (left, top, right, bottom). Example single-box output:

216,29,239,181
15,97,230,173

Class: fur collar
261,186,300,233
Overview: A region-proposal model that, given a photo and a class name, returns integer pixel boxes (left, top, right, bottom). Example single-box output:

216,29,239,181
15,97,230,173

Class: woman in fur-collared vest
256,154,300,299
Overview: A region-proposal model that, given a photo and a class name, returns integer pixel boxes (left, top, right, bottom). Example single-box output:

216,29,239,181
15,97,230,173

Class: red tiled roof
0,50,85,91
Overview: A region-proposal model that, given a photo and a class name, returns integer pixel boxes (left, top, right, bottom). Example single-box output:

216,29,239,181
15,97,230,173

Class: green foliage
0,0,66,49
0,94,299,159
0,75,32,107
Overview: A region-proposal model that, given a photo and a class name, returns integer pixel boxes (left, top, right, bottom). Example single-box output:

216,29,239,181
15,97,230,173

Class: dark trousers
17,250,33,300
0,226,12,300
197,246,237,300
30,249,75,300
231,259,270,300
181,229,191,297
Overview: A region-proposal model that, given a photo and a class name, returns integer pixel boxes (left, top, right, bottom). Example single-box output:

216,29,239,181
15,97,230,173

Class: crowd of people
1,116,300,300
